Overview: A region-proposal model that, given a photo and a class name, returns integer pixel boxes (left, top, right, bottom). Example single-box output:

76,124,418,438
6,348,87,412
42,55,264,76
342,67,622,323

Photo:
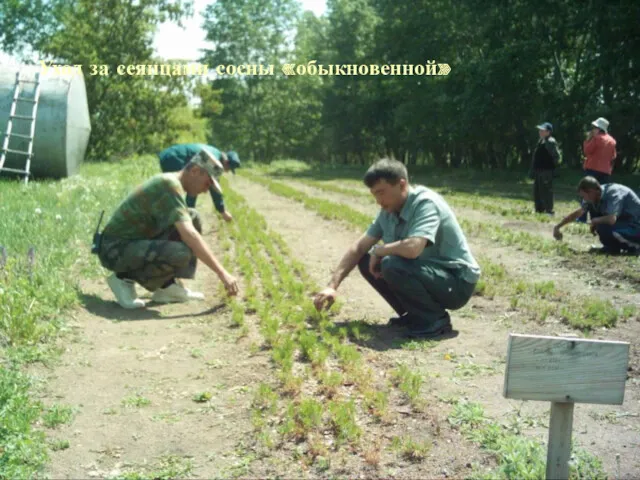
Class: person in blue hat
529,122,560,215
158,143,241,222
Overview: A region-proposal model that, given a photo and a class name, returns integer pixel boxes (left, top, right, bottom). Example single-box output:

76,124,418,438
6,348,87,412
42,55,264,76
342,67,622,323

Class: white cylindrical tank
0,64,91,179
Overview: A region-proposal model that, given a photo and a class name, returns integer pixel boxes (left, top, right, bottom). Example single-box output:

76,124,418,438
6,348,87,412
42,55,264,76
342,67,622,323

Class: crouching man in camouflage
96,150,239,309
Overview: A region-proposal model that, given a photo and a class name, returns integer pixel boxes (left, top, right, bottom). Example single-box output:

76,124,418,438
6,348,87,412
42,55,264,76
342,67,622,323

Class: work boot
151,281,204,303
388,312,410,327
405,313,453,339
588,245,621,255
107,273,146,309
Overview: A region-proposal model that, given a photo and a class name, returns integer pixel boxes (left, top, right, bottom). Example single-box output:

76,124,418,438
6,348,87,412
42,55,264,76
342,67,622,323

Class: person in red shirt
582,117,617,184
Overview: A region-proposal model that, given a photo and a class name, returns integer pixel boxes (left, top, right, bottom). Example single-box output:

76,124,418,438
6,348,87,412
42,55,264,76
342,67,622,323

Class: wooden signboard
503,334,630,480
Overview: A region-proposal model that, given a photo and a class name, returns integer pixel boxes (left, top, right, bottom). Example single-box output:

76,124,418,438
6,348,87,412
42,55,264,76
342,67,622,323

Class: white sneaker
151,282,204,303
107,273,146,309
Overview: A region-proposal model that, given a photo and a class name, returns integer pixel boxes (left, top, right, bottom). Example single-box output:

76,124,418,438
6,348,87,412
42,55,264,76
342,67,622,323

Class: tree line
2,0,638,170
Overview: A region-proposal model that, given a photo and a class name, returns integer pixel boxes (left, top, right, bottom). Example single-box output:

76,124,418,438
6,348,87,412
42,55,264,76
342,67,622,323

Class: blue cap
536,122,553,132
226,151,241,173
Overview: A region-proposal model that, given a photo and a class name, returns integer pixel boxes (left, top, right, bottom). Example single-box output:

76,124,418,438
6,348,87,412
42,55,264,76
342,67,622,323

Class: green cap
190,149,223,194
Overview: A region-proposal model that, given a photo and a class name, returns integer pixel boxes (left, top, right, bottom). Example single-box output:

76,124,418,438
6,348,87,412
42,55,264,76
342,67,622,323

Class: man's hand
313,287,337,311
220,271,239,296
221,211,233,223
553,225,563,241
369,254,382,279
590,223,597,236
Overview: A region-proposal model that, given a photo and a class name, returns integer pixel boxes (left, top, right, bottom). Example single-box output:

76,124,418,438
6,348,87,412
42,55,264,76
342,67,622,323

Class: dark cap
226,151,241,173
536,122,553,132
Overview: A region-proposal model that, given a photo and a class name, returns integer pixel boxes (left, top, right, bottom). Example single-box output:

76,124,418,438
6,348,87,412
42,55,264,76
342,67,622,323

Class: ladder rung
4,133,32,139
0,167,30,175
17,97,37,103
3,149,33,156
17,79,39,84
10,115,36,120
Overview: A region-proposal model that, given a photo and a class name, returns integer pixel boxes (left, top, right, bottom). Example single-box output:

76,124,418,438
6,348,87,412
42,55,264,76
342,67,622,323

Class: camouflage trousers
98,209,202,291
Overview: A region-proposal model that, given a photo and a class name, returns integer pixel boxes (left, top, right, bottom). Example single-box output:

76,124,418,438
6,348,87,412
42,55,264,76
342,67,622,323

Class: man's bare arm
175,221,228,277
375,237,427,260
328,233,379,290
555,207,586,230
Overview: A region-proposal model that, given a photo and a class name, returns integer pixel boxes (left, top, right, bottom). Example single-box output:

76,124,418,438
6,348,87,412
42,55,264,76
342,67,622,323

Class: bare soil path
40,209,270,479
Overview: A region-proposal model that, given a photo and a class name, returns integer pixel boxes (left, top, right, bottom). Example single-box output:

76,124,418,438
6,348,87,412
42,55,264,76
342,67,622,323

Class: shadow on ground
79,292,226,322
330,319,459,351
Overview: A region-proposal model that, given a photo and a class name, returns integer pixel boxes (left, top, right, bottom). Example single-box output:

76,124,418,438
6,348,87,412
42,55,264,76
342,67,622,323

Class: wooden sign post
503,334,629,480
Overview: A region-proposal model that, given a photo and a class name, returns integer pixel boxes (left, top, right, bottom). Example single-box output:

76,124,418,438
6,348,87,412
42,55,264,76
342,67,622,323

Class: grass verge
448,400,606,479
0,155,158,477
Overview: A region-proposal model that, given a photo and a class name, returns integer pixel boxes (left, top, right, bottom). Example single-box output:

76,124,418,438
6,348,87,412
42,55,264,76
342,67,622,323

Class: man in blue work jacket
159,143,241,222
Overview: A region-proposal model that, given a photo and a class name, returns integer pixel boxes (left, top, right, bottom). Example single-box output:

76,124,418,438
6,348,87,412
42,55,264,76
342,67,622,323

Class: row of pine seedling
215,177,428,470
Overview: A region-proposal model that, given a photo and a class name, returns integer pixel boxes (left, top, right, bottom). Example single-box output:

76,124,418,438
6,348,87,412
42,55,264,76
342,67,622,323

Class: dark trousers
533,170,554,213
357,254,476,324
584,169,611,185
596,222,640,252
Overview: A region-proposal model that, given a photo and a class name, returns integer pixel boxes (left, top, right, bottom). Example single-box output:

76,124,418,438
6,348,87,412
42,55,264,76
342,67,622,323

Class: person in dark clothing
530,122,560,215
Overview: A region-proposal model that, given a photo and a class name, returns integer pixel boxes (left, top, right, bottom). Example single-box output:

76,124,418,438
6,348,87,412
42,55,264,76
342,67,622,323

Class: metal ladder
0,70,41,184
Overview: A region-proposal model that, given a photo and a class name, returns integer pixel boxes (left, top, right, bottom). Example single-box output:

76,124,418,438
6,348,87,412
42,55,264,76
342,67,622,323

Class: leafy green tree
322,0,380,164
201,0,301,161
0,0,59,57
4,0,194,160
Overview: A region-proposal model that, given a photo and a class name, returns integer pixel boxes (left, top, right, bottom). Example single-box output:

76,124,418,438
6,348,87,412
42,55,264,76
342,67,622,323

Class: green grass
279,399,324,441
390,435,432,462
328,399,361,446
362,388,389,422
121,394,152,408
252,383,278,416
390,364,424,409
192,391,213,403
218,177,372,459
453,360,498,379
448,400,606,479
0,155,158,478
0,367,48,477
49,439,71,451
42,403,74,428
